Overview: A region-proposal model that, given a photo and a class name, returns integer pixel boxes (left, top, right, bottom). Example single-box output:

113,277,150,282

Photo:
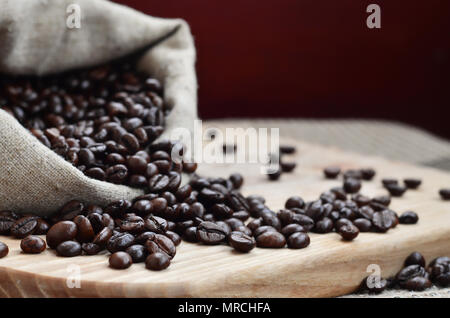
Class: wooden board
1,137,450,298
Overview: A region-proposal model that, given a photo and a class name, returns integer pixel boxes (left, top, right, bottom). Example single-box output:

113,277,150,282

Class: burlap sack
0,0,197,215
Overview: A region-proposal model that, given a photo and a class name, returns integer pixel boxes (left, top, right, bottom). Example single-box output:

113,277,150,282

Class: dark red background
114,0,450,139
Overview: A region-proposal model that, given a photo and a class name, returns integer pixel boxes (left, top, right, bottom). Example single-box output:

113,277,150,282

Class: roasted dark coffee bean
0,211,18,234
133,199,153,216
183,226,199,242
56,241,82,257
404,252,426,267
125,245,147,263
231,210,249,221
165,231,181,246
247,218,263,233
323,166,340,179
306,200,325,221
403,178,421,189
93,227,113,247
196,221,227,245
0,242,9,258
57,200,84,220
35,219,50,235
225,218,245,230
182,162,198,174
144,215,168,233
148,174,170,192
352,194,371,207
372,210,395,233
228,231,256,253
109,251,133,269
107,232,135,253
357,206,374,220
146,252,170,271
279,145,296,154
106,164,129,184
403,276,432,291
267,169,282,181
10,216,38,238
291,214,315,231
287,232,310,249
229,173,244,189
120,215,145,233
199,188,225,203
339,224,359,241
343,178,361,194
20,235,46,254
280,161,296,173
145,234,176,258
360,168,376,181
126,155,148,174
134,231,156,245
314,217,334,233
256,231,286,248
385,184,407,197
372,195,391,207
428,257,450,287
73,215,95,243
334,218,353,231
439,189,450,200
395,264,427,287
216,221,231,236
285,196,305,209
281,224,306,237
398,211,418,224
253,225,278,238
353,218,372,232
82,242,101,255
382,178,398,187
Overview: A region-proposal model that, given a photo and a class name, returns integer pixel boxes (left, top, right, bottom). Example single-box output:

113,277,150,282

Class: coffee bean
439,189,450,200
382,178,398,187
0,242,8,258
398,211,418,224
148,174,169,192
20,235,46,254
372,210,395,232
165,231,181,246
395,264,427,287
46,221,78,249
228,231,256,253
106,164,129,184
145,234,176,258
287,232,310,249
385,184,407,197
56,241,82,257
353,218,372,232
281,224,306,237
338,224,359,241
93,227,113,247
314,217,334,233
0,211,18,234
343,169,362,180
428,257,450,287
10,216,38,238
267,169,282,181
146,252,170,271
120,215,145,233
403,276,432,291
281,162,296,173
343,178,361,194
229,173,244,189
253,225,278,238
82,242,101,255
285,196,305,209
57,200,84,220
360,168,376,181
196,221,227,245
73,215,95,243
34,219,50,235
109,251,133,269
324,166,341,179
279,145,296,154
107,232,135,253
359,276,387,294
404,252,426,267
403,178,421,189
256,231,286,248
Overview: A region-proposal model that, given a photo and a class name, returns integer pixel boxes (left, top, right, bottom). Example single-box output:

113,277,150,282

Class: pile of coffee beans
356,252,449,294
266,145,297,181
0,59,180,189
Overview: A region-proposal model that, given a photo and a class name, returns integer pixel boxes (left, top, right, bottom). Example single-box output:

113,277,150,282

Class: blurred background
114,0,450,139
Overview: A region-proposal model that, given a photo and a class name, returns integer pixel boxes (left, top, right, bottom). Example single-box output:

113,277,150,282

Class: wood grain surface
0,136,449,298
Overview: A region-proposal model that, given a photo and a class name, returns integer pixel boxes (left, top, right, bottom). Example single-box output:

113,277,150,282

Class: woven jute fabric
0,0,197,215
204,118,450,298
